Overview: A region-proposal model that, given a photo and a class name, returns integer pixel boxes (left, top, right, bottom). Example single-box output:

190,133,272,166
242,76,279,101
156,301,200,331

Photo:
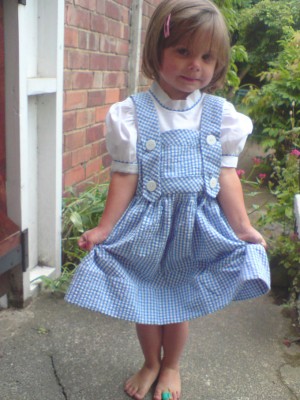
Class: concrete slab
0,293,299,400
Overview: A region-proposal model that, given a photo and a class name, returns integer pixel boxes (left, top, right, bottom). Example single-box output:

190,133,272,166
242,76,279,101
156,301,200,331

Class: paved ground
0,292,299,400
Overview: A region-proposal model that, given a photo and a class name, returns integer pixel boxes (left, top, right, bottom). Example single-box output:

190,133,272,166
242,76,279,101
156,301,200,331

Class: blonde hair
142,0,230,93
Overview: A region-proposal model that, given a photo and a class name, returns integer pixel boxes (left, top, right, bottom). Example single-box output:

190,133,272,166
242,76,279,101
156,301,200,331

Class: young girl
66,0,270,399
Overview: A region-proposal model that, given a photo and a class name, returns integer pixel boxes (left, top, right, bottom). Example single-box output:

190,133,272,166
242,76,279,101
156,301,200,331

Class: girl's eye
176,47,189,56
203,53,214,62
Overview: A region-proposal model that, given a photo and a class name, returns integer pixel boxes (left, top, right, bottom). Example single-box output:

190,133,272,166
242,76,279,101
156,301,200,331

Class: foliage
41,182,108,293
212,0,249,94
62,183,108,266
256,152,300,303
237,0,299,81
243,31,300,155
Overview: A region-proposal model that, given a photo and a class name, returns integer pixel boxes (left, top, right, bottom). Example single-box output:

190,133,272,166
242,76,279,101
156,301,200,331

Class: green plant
243,30,300,155
39,182,108,293
257,152,300,303
62,182,108,268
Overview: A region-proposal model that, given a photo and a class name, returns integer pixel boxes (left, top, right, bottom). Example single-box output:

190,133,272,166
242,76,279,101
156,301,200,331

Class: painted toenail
162,391,172,400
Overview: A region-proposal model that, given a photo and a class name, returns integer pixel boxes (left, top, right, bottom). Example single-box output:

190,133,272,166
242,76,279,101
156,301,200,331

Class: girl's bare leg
125,324,162,400
153,322,189,400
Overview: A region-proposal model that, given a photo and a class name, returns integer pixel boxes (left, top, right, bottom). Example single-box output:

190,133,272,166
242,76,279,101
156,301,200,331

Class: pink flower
236,169,245,178
258,173,267,180
290,149,300,157
252,157,261,165
289,232,299,241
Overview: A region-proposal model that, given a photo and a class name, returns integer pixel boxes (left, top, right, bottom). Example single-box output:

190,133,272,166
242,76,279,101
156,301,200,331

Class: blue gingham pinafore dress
66,92,270,325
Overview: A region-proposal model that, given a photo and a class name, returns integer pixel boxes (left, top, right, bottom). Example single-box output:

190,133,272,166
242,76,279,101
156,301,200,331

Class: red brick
93,71,103,88
105,88,120,104
102,153,112,168
72,146,92,167
74,0,96,11
78,31,99,51
64,91,88,111
107,19,122,38
100,35,117,53
91,140,107,158
105,2,121,21
103,72,126,88
96,1,105,14
119,87,129,101
121,7,129,24
64,130,86,151
72,72,94,89
76,108,96,128
86,157,103,178
64,27,79,48
68,50,89,69
64,70,73,90
64,165,86,188
86,124,104,143
91,142,100,158
63,152,72,172
108,55,127,71
117,39,129,55
90,53,108,70
90,14,107,33
63,111,77,132
87,90,105,107
123,24,130,40
66,5,90,30
99,139,107,155
95,105,110,123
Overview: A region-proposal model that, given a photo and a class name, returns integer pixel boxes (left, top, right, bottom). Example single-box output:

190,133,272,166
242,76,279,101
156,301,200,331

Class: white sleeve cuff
111,160,138,174
221,155,239,168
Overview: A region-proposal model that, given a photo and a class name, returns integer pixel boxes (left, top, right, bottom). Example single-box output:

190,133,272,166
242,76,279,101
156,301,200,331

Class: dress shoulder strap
200,94,226,198
130,91,162,202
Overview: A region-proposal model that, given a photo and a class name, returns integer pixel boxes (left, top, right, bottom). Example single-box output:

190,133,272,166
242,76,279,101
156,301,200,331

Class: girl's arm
217,167,267,248
78,172,138,251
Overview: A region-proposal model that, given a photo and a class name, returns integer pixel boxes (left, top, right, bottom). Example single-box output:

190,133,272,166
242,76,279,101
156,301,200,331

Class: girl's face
158,31,217,100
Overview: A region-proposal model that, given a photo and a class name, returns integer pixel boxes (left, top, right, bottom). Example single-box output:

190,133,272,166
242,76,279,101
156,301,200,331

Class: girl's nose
188,58,201,71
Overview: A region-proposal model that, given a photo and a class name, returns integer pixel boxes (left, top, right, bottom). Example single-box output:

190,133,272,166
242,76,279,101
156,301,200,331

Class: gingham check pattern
66,92,270,325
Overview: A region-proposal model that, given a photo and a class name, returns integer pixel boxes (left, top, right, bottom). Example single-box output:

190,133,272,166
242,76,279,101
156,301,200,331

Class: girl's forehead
176,29,217,52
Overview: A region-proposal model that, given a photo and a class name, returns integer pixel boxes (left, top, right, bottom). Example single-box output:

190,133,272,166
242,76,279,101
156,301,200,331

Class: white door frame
3,0,64,302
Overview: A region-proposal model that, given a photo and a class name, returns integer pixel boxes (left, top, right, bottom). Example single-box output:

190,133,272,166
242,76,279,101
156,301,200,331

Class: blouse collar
149,81,202,112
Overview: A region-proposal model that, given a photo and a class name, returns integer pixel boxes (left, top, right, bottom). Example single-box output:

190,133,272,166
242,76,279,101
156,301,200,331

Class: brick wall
63,0,160,195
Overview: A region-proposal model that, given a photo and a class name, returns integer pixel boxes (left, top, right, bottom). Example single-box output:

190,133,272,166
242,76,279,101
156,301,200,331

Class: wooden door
0,0,23,307
0,0,5,213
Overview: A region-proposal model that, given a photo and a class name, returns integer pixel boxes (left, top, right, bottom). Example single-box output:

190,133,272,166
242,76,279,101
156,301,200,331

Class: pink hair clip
164,13,171,38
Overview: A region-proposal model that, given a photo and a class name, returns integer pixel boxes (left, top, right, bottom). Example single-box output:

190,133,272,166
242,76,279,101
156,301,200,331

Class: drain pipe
128,0,143,94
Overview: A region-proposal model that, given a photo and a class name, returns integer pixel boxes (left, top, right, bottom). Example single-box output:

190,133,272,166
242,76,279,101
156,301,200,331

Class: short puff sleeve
105,98,138,174
220,101,253,168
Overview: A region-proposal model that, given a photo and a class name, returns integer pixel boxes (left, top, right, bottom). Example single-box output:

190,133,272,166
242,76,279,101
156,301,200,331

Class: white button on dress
146,139,156,151
209,177,218,188
146,180,157,192
207,135,216,145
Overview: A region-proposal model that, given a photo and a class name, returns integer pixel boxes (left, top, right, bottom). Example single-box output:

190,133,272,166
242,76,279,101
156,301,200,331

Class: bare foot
125,363,160,400
153,366,181,400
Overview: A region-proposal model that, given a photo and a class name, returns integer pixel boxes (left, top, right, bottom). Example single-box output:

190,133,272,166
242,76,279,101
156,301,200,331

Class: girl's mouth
181,76,199,82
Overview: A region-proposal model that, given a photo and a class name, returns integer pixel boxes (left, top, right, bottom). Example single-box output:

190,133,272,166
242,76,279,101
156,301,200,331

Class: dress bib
65,92,270,325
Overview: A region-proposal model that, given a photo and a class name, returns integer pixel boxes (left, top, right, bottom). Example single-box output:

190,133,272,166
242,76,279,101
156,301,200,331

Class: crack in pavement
50,355,68,400
277,363,299,400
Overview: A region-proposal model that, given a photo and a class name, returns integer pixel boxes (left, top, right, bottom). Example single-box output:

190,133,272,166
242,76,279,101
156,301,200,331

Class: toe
153,388,162,400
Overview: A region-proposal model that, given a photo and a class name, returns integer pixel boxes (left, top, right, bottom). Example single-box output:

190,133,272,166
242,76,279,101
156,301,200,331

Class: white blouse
106,82,253,173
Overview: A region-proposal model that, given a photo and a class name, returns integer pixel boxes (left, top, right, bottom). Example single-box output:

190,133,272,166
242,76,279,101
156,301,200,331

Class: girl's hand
236,226,267,249
78,226,109,251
